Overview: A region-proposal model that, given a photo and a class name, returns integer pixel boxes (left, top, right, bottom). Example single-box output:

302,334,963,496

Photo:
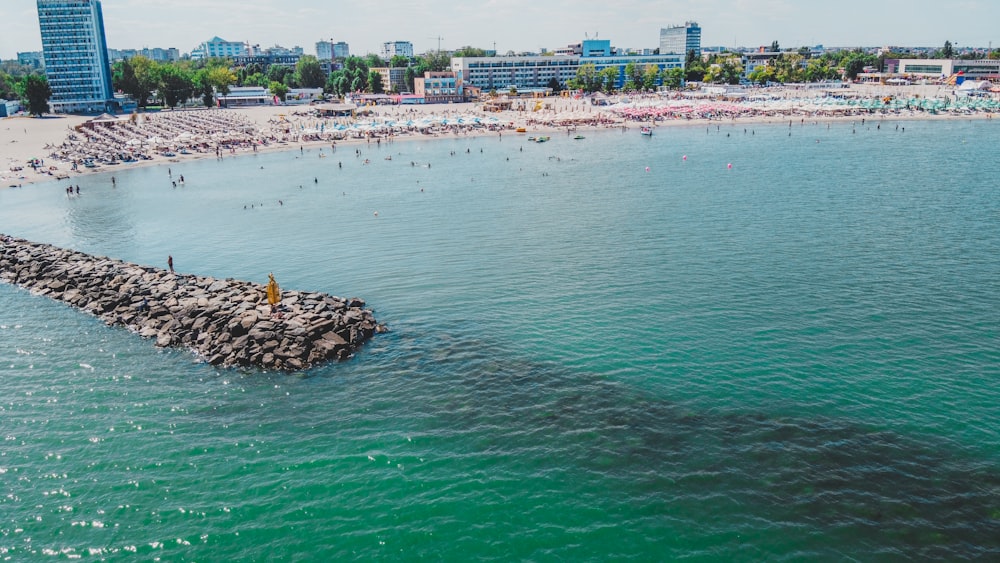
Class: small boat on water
535,136,550,143
515,127,526,133
573,135,585,140
640,127,653,136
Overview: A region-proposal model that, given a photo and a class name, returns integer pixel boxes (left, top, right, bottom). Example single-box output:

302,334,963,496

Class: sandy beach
2,83,996,188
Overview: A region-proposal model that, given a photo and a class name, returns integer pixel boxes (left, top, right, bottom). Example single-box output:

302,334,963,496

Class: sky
2,0,998,60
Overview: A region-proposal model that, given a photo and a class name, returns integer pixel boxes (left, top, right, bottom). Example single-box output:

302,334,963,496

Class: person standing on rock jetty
167,255,174,273
267,273,283,318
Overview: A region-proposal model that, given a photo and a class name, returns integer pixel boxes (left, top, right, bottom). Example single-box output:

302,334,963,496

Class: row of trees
12,39,1000,113
563,46,907,93
322,51,452,97
107,49,458,105
113,56,236,108
111,54,341,108
0,64,52,115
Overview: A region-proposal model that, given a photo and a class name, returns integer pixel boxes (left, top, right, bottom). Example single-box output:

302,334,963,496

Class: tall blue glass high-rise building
37,0,115,113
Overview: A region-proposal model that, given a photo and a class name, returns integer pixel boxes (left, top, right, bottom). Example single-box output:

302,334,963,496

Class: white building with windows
886,59,1000,80
452,52,685,91
333,42,350,59
36,0,115,113
316,40,334,60
380,41,414,60
318,40,351,60
370,67,408,93
660,22,701,55
190,36,247,60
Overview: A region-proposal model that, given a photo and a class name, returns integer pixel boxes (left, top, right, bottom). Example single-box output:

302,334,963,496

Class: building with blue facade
190,37,247,60
380,41,414,60
36,0,115,113
414,71,464,103
452,51,684,91
333,42,350,59
659,22,701,55
17,51,45,70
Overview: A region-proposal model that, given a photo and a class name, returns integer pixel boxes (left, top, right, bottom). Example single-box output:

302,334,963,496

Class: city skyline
2,0,999,61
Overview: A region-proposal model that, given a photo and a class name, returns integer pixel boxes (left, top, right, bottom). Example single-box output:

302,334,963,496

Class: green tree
452,46,488,57
389,55,410,68
546,77,562,92
368,70,384,94
642,64,661,90
237,62,263,85
774,53,804,83
295,55,326,88
158,65,194,108
623,62,642,91
803,58,835,82
206,66,237,96
721,58,744,84
841,52,874,80
685,49,698,67
942,40,954,59
842,57,864,80
0,61,39,79
748,65,775,85
363,54,385,69
16,74,51,116
267,65,293,86
419,51,451,72
324,71,346,97
568,63,599,92
1,70,21,99
404,66,417,92
193,69,215,106
243,72,269,87
599,66,618,93
702,64,722,83
341,56,370,92
661,67,685,90
268,81,289,101
771,40,781,53
684,51,706,82
112,56,159,107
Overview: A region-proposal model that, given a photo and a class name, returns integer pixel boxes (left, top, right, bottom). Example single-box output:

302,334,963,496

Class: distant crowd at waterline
3,84,999,187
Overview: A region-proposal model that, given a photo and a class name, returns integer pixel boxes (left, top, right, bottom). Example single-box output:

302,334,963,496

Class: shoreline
3,86,997,188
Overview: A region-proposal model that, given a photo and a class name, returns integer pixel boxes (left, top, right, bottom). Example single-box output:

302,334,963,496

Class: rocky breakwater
0,234,385,370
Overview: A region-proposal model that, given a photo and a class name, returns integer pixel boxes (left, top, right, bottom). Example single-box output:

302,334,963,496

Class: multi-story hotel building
316,40,334,60
190,36,247,60
370,67,408,93
317,40,350,60
380,41,414,60
36,0,115,113
414,71,464,103
332,42,351,59
452,41,685,92
660,22,701,55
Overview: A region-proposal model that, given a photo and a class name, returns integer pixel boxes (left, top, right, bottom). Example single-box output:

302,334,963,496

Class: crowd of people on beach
46,110,265,168
15,83,999,182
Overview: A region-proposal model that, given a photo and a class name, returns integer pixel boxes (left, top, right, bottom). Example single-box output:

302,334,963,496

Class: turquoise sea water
1,119,998,560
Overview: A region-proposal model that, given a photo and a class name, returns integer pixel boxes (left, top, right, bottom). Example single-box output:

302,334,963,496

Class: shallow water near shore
1,119,999,559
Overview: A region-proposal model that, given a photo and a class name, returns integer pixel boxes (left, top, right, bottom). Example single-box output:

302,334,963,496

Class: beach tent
958,80,991,92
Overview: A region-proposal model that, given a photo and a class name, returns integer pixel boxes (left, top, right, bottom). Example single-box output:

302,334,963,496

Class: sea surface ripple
1,118,998,560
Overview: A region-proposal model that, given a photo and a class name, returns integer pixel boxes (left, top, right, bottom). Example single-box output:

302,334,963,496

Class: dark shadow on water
335,321,1000,559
